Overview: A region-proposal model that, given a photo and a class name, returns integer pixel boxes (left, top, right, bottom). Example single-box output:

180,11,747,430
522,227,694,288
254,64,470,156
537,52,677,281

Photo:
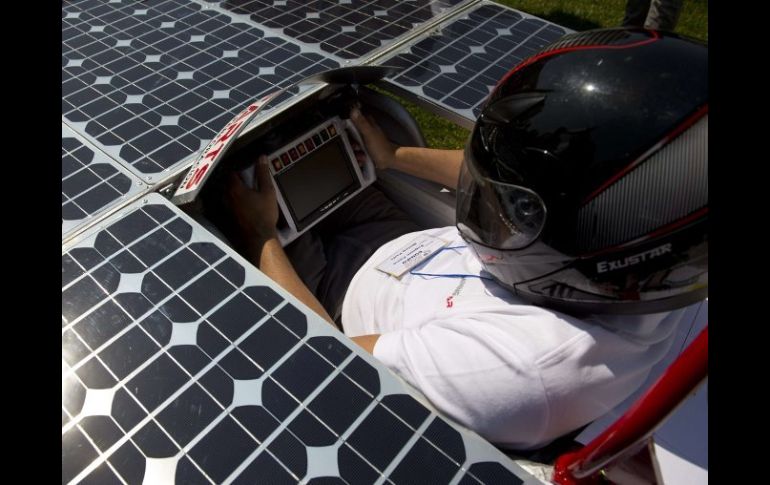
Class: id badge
376,234,448,278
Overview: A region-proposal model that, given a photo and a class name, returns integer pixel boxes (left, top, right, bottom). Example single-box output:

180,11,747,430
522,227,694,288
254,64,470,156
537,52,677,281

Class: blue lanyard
409,245,494,281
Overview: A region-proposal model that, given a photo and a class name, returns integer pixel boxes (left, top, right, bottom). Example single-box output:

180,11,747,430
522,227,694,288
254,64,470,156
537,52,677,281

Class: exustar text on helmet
596,243,672,274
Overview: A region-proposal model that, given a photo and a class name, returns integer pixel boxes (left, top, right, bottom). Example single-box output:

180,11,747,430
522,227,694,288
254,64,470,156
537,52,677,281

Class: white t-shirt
342,227,687,450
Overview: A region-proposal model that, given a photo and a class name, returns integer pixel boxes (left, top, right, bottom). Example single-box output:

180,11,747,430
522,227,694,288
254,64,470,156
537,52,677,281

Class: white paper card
376,234,448,278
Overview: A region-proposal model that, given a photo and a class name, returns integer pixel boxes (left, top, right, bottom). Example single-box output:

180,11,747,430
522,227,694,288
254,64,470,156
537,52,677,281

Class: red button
289,148,298,161
297,143,306,156
304,139,315,151
327,124,337,137
271,158,281,171
281,153,291,166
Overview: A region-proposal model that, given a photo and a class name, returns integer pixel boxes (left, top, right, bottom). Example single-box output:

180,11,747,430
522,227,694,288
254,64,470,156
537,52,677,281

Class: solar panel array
62,0,340,184
62,123,146,240
377,1,569,127
212,0,473,60
62,1,576,481
62,194,533,484
61,0,567,237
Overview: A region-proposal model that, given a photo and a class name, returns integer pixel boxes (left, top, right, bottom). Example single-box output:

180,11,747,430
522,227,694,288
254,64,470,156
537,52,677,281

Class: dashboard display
274,136,360,228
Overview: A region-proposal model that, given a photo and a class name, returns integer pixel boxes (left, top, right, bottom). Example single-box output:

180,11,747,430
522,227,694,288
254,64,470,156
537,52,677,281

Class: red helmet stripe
582,104,709,205
493,30,661,92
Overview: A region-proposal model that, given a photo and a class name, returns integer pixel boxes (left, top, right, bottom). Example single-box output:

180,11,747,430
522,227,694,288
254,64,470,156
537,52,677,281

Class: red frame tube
552,326,708,484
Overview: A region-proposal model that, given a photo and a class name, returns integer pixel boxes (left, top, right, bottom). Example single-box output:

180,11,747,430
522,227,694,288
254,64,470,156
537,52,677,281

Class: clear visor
456,155,546,250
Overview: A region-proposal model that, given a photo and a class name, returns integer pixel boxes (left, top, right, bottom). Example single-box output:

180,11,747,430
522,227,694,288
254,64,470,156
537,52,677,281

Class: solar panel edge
61,192,157,255
374,78,478,131
352,0,482,66
62,121,149,243
372,2,493,125
187,0,352,65
359,0,481,62
473,0,575,35
453,420,541,483
369,370,539,483
205,0,480,66
373,0,572,128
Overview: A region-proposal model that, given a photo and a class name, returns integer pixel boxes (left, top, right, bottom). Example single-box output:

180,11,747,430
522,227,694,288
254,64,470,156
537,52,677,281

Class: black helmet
457,28,708,315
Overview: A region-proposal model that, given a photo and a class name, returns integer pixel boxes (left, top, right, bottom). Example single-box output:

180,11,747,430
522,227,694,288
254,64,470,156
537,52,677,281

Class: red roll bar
552,326,708,484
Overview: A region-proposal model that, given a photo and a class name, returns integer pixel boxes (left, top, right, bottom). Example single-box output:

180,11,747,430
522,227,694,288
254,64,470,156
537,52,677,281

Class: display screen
275,136,359,227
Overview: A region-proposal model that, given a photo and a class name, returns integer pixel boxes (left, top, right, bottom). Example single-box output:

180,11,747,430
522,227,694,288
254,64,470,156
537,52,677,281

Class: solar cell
62,123,145,241
377,1,569,127
62,0,339,182
62,194,532,483
213,0,472,60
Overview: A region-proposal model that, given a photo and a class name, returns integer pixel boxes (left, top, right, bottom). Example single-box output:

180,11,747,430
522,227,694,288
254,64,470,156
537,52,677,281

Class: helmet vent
541,29,639,54
577,115,708,253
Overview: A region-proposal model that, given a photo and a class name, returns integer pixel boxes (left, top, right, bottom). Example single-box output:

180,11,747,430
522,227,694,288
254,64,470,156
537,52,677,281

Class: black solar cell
390,437,461,484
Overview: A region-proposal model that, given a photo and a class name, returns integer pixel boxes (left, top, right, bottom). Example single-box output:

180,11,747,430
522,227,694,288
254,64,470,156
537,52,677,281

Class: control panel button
280,153,291,167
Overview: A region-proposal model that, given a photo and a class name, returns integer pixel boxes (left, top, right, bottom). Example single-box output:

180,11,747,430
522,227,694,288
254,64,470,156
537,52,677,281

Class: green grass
395,0,708,149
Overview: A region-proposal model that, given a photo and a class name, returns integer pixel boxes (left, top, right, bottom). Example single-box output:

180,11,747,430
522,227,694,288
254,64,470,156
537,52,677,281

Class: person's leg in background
623,0,652,27
645,0,683,31
623,0,683,31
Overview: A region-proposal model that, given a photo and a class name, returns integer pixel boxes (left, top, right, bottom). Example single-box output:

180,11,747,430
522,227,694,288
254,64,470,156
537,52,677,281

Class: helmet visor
456,155,546,250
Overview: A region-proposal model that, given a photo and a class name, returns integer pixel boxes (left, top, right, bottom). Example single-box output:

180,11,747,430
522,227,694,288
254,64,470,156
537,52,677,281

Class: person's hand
346,131,367,169
226,155,279,245
350,107,397,170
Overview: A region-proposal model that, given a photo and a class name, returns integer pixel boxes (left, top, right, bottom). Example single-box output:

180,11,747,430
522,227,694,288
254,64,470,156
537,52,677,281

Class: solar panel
62,123,146,241
213,0,473,60
62,193,534,484
62,0,340,183
377,1,569,127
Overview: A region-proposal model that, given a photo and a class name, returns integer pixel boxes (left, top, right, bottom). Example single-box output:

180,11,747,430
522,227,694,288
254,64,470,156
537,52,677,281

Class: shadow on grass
543,10,603,32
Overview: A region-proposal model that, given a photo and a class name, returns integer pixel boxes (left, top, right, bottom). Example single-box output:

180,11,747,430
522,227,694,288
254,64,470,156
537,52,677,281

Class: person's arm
350,108,464,189
252,238,336,326
227,156,335,326
350,334,380,354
